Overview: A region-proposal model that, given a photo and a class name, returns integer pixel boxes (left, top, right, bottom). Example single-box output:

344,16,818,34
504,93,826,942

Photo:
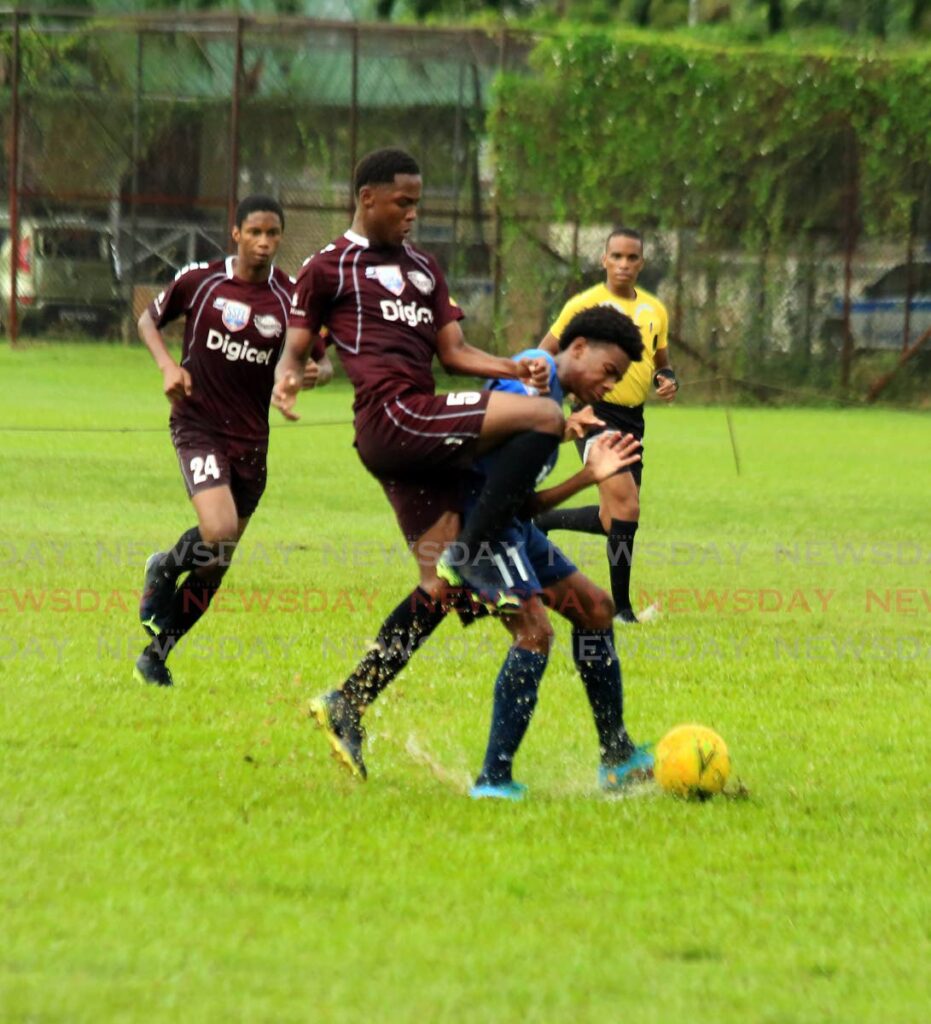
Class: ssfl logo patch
366,265,405,297
253,314,282,339
221,300,252,333
407,270,434,295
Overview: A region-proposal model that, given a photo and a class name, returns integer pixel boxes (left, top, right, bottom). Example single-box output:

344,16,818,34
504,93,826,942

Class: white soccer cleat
637,602,661,623
614,602,661,626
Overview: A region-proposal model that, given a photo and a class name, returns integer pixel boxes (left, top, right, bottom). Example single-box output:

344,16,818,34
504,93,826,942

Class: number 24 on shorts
190,454,220,484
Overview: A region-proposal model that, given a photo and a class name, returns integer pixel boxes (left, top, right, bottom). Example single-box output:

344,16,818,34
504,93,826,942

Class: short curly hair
235,194,284,229
558,305,644,363
353,148,421,196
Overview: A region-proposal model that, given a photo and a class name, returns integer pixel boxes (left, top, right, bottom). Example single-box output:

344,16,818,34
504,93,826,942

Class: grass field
1,343,929,1023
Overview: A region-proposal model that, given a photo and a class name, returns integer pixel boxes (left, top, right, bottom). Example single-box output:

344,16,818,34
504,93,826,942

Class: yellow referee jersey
549,283,668,407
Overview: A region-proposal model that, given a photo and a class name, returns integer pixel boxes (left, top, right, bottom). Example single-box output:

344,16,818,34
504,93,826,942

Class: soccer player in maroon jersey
272,148,563,777
134,195,327,687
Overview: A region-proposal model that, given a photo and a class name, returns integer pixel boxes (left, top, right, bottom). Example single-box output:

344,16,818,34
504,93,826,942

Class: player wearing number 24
132,195,333,687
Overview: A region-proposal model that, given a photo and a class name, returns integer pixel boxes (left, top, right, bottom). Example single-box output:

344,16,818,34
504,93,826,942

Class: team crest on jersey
254,314,282,339
366,265,405,297
221,300,252,332
407,270,434,295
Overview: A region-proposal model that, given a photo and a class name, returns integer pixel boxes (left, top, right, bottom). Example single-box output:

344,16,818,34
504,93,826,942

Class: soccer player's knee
420,574,446,600
605,493,639,522
199,521,239,547
584,589,615,630
512,613,554,653
536,399,564,436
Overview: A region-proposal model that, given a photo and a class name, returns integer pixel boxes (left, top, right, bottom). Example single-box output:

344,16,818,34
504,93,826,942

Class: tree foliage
490,28,931,242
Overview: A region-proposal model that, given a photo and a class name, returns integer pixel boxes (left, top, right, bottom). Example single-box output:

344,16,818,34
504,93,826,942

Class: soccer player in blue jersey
466,305,654,799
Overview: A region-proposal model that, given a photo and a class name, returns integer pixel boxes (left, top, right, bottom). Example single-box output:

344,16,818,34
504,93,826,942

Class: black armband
653,367,679,391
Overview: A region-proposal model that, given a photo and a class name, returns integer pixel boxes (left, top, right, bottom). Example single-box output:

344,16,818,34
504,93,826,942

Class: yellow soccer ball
655,724,730,799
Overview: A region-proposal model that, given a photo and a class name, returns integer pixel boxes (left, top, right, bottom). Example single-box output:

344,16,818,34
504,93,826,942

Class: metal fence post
228,15,244,236
127,28,143,343
348,26,359,218
491,28,506,350
840,128,859,391
8,10,21,345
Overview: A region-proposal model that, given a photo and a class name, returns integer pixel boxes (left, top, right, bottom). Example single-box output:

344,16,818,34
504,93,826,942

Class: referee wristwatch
653,367,679,392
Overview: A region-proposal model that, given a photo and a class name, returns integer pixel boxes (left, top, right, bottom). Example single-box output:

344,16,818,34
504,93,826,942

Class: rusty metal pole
491,29,506,350
227,16,244,237
450,59,465,256
348,26,359,219
127,29,143,343
8,10,21,345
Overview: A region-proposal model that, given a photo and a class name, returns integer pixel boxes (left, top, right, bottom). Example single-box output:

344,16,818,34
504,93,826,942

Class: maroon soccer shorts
355,389,491,543
171,422,268,518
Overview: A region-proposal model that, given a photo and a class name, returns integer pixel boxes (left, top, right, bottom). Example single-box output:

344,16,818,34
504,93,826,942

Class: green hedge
491,29,931,240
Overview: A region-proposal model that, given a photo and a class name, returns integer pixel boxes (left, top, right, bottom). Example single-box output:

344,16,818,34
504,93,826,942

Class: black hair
558,305,644,362
353,148,421,196
235,195,285,230
605,226,643,251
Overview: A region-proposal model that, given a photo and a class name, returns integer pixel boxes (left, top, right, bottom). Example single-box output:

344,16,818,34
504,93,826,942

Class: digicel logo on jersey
206,328,274,364
380,299,434,327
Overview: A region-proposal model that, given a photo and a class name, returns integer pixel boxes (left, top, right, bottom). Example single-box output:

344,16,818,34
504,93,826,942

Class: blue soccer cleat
469,780,528,801
599,744,655,791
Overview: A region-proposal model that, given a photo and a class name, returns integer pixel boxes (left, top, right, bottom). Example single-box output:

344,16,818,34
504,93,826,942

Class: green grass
1,343,928,1023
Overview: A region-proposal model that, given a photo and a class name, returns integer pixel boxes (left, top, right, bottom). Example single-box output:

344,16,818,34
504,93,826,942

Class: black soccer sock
457,431,559,555
534,505,605,536
143,570,223,662
572,627,634,766
153,526,222,585
476,647,548,787
607,519,639,619
342,588,448,713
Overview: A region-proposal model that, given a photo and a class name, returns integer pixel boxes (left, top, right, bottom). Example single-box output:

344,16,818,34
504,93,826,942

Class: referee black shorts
573,401,645,486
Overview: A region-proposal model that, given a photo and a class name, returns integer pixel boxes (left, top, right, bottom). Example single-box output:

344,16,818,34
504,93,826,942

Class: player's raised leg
438,389,563,606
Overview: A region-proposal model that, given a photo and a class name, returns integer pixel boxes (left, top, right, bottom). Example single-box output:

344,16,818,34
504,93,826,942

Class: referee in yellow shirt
537,227,678,623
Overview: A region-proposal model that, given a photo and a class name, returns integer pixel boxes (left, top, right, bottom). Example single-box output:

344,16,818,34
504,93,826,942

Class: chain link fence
1,10,928,403
496,220,931,405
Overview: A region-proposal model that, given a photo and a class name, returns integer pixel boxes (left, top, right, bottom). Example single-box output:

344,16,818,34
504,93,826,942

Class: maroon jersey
288,230,464,427
149,256,293,443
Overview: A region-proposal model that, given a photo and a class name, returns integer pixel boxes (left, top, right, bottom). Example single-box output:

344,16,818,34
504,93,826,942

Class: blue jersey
483,348,563,484
468,349,577,595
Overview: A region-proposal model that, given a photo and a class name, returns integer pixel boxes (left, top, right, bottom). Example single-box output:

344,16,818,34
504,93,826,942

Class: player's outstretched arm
273,326,316,421
302,352,334,390
564,405,605,441
522,433,641,516
138,308,191,402
538,331,560,356
436,322,550,393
